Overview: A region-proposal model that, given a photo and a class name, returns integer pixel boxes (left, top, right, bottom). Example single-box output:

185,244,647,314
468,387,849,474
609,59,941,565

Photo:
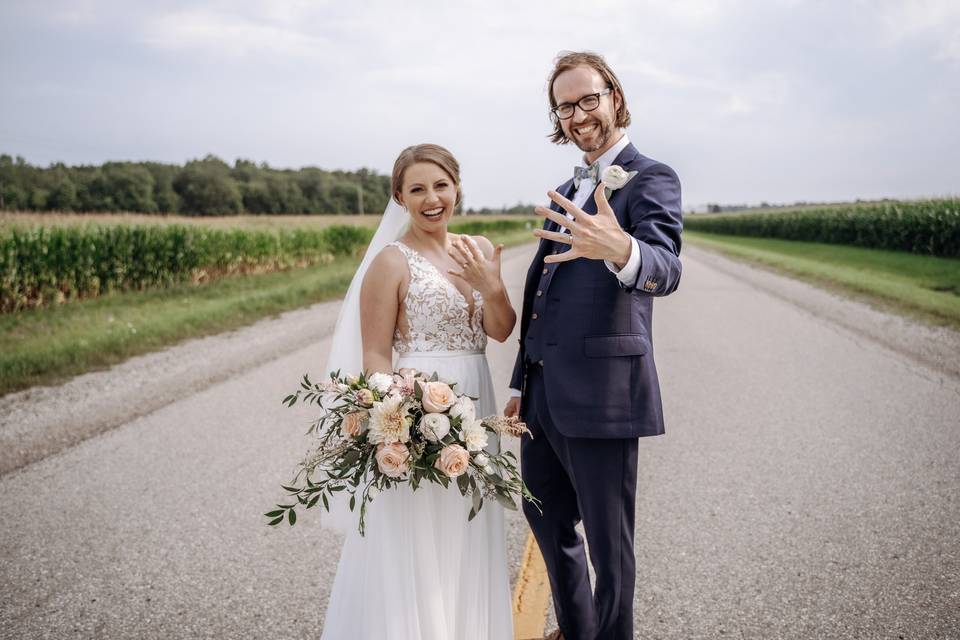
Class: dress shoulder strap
389,241,425,266
387,240,409,254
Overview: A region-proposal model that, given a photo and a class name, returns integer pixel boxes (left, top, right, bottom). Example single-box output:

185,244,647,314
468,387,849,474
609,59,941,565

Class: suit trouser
520,363,639,640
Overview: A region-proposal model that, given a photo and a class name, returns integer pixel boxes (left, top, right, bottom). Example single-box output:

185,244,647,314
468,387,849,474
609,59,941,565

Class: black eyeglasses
551,88,612,120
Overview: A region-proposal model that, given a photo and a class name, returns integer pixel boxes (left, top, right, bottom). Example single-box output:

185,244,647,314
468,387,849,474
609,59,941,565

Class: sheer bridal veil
318,199,408,532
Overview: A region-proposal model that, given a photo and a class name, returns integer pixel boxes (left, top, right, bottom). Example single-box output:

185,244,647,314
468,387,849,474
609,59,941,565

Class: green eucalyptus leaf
494,492,517,510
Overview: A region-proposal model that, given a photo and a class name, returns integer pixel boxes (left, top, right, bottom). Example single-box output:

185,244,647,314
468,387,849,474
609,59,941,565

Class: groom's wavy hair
547,51,632,145
391,144,462,206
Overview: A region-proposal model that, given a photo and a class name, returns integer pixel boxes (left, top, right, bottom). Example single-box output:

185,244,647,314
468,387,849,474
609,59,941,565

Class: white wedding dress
319,240,514,639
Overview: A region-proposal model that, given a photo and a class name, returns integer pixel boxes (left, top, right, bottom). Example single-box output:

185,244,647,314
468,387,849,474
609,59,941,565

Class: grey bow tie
573,163,599,189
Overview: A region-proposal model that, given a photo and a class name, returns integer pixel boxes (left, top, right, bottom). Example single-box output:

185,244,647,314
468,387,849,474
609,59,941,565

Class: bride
319,143,517,639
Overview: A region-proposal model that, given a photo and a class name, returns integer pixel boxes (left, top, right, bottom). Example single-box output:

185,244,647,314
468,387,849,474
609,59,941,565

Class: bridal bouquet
265,369,539,535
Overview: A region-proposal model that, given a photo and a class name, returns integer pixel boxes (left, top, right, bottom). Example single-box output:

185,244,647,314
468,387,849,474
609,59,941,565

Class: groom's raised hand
533,183,632,266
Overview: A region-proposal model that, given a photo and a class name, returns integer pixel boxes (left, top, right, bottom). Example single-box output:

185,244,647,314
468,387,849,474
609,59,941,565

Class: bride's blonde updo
391,144,462,206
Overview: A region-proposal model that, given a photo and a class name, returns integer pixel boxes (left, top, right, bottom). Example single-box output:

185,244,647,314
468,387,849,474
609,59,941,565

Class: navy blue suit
512,143,682,639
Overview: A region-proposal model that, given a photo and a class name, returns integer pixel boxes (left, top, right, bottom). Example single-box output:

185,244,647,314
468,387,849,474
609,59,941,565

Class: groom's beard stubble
573,116,613,154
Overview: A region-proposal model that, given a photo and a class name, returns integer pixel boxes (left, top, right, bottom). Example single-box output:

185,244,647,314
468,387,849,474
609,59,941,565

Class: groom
504,51,683,640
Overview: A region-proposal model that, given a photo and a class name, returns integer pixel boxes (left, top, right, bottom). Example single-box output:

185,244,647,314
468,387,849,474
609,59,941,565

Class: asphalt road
1,242,958,639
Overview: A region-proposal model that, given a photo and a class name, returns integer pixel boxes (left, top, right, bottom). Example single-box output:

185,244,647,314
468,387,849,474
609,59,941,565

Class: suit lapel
581,143,640,216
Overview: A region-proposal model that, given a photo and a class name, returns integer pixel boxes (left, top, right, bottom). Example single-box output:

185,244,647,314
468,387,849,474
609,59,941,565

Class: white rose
600,164,630,190
367,372,394,394
461,418,489,452
346,374,360,386
419,412,451,443
473,453,489,467
449,396,476,423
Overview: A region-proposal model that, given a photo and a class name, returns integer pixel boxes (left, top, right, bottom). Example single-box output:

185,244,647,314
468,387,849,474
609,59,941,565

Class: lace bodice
390,241,486,354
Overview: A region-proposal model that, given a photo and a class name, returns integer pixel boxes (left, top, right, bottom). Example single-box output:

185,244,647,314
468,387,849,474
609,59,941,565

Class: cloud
874,0,960,63
141,8,332,59
935,28,960,62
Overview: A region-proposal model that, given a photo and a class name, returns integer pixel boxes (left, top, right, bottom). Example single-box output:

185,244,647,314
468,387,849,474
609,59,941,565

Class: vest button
542,267,548,275
536,290,543,297
531,313,539,320
538,360,544,366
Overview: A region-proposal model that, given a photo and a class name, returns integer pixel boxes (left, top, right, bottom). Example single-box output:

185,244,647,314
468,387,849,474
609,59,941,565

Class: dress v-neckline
396,240,477,315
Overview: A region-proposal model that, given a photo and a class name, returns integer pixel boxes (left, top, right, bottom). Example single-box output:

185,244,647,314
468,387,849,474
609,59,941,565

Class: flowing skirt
319,350,514,640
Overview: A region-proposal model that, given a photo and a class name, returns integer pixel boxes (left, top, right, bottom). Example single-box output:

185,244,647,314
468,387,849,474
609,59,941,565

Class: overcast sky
1,0,958,210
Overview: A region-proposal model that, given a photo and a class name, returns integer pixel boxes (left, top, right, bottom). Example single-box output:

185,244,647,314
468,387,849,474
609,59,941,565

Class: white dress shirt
509,133,641,399
568,133,641,285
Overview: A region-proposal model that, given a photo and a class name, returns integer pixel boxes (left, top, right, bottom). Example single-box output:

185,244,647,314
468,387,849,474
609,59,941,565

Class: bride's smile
397,161,458,230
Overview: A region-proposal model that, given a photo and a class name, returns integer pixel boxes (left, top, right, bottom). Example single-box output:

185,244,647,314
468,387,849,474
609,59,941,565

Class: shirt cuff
509,388,522,398
604,236,641,285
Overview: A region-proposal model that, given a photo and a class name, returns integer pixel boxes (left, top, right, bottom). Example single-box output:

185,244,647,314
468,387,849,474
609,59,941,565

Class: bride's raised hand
447,234,503,296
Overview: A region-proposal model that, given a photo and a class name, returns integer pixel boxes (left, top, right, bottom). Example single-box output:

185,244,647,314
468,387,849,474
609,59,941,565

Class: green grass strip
0,258,361,396
0,226,536,396
686,231,960,329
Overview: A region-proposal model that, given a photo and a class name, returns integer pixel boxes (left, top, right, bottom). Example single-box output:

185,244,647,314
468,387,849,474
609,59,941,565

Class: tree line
0,154,393,216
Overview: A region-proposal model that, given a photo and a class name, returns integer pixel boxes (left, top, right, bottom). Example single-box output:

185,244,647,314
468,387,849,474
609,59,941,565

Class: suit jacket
509,142,683,438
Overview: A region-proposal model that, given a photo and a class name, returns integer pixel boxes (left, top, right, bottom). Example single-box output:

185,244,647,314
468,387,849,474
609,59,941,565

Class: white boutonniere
600,165,638,200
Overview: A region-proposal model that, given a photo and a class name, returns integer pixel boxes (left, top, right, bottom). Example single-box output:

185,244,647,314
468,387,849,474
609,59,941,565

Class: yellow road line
512,531,552,640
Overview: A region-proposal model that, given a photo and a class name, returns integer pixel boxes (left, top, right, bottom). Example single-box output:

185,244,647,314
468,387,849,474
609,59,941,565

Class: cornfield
685,199,960,258
1,217,535,313
1,224,372,312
